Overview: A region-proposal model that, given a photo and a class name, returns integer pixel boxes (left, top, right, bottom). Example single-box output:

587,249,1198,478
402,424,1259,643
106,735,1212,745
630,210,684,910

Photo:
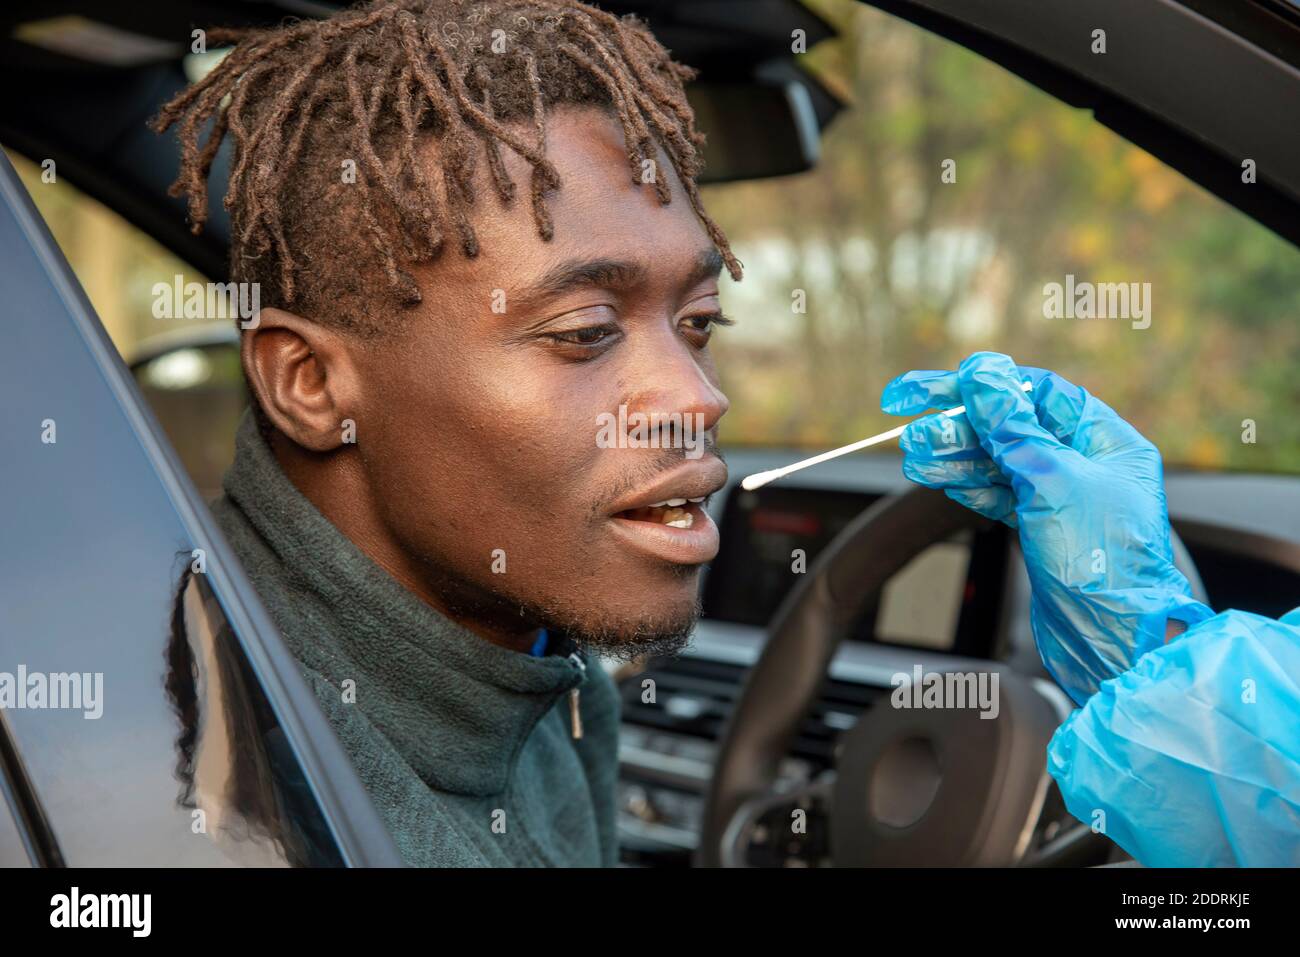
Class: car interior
3,0,1300,868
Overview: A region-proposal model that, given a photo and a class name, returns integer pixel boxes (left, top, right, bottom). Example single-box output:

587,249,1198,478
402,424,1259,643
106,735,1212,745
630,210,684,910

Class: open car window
705,1,1300,474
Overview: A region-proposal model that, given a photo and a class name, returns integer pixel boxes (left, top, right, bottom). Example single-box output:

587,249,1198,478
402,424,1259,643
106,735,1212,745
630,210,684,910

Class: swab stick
740,380,1034,491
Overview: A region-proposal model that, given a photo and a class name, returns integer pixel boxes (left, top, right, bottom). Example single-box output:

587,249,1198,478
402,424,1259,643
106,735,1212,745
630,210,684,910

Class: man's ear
241,307,361,452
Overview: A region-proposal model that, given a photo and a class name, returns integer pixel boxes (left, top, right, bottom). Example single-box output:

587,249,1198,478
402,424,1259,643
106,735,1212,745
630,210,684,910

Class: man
886,352,1300,867
154,0,740,866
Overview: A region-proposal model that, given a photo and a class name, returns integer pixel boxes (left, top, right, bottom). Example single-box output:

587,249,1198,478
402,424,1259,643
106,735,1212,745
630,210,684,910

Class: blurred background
10,0,1300,473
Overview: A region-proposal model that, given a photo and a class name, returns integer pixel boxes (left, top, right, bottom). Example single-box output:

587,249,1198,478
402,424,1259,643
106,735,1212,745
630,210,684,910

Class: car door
0,150,402,867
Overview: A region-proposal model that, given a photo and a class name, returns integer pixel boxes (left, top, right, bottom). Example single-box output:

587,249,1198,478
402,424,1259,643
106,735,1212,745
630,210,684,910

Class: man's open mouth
616,496,707,528
605,459,727,565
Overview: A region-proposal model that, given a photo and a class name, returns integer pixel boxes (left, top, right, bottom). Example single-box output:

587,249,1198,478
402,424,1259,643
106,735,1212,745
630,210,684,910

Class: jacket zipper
567,651,586,740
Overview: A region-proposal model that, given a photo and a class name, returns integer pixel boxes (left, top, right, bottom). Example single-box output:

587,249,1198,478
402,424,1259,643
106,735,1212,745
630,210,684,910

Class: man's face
347,106,731,655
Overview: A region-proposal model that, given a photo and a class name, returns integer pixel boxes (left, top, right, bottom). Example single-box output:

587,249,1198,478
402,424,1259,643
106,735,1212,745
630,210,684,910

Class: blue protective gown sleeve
1047,606,1300,867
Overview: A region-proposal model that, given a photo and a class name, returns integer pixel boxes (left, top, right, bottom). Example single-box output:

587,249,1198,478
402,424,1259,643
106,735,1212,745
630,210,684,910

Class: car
2,0,1298,868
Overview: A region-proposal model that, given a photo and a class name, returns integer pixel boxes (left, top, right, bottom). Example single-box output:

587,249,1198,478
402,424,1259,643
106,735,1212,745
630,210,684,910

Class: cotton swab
740,380,1034,492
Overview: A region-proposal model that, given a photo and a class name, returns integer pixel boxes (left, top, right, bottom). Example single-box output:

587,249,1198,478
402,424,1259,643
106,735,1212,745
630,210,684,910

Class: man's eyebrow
517,248,724,304
687,247,725,288
522,258,648,302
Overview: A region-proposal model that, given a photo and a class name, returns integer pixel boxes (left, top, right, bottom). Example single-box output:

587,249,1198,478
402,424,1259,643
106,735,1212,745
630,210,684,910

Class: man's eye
547,324,619,349
681,311,733,343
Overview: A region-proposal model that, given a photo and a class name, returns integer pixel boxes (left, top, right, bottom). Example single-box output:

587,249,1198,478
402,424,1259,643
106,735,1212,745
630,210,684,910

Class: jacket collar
222,412,586,797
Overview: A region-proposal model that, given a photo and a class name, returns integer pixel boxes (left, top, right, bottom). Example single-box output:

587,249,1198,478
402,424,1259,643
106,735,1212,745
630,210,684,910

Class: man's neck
268,429,545,655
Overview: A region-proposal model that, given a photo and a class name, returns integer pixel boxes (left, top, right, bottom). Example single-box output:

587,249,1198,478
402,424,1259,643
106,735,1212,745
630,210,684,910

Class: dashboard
614,448,1300,866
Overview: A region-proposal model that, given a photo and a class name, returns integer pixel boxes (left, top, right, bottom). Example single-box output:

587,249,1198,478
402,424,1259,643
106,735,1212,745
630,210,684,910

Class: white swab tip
741,471,778,491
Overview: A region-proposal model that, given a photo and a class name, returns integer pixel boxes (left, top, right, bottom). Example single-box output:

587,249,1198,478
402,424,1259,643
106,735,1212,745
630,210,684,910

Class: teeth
665,498,687,507
687,496,705,503
648,497,690,508
661,507,693,528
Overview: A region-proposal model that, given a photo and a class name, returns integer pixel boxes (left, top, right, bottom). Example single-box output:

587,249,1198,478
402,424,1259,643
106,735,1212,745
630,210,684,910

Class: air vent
621,656,740,741
797,676,880,765
621,656,884,770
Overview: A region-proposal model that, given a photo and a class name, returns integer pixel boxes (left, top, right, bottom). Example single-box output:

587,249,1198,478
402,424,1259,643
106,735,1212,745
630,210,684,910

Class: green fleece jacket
211,413,621,867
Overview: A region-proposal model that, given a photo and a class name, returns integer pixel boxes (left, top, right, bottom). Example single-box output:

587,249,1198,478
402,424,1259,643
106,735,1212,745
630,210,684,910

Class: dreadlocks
151,0,743,335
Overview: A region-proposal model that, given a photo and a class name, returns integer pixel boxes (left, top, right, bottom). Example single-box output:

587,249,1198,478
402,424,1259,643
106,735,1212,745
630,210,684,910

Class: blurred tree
703,0,1300,472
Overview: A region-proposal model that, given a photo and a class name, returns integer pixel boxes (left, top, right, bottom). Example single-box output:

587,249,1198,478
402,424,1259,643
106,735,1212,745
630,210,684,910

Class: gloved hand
881,351,1214,705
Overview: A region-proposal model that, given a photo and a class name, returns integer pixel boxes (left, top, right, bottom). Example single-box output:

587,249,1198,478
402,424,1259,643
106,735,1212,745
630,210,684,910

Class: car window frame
0,708,56,866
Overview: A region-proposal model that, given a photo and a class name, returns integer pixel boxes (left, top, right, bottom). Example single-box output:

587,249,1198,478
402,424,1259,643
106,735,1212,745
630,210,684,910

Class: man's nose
624,341,729,438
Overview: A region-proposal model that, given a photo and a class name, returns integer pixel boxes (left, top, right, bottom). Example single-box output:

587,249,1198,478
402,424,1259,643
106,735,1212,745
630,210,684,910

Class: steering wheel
698,485,1207,867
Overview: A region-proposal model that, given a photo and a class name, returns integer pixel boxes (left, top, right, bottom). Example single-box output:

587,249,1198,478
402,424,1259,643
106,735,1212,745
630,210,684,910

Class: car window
704,0,1300,474
5,149,243,499
4,149,224,358
0,151,396,866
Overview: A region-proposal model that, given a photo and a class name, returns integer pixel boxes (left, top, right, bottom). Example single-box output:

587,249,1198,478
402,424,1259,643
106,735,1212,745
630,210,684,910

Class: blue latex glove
881,351,1214,705
1048,607,1300,866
